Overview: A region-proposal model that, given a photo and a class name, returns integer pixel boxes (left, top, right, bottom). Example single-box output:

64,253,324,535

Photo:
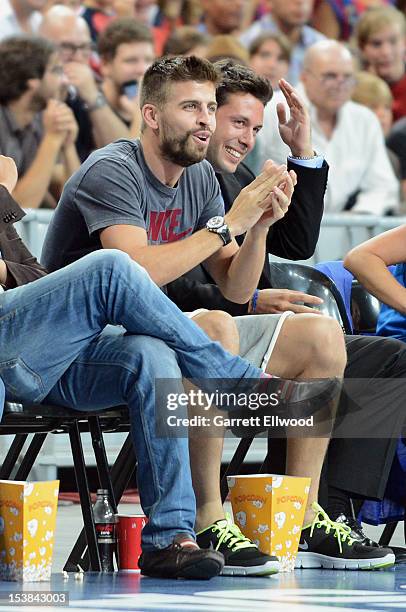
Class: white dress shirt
253,86,400,214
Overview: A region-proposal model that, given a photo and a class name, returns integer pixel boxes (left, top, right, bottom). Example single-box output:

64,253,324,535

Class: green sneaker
196,514,280,576
296,503,395,570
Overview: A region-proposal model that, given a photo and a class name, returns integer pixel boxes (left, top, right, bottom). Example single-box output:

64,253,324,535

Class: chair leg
379,521,398,546
260,437,287,473
68,421,101,572
14,433,48,480
88,417,117,512
220,437,254,503
0,434,28,479
64,433,136,572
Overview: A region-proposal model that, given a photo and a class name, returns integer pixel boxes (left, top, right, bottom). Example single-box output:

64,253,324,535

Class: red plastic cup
116,514,147,571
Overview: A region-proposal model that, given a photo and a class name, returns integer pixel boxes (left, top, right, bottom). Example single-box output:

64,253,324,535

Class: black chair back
351,280,381,335
269,261,353,334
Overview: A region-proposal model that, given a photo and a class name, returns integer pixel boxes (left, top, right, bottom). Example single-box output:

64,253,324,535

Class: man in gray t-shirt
42,138,224,270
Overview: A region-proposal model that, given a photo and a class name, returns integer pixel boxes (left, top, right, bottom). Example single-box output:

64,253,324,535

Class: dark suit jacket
167,161,329,314
0,186,47,289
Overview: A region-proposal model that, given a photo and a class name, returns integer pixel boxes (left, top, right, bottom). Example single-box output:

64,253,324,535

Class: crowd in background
0,0,406,214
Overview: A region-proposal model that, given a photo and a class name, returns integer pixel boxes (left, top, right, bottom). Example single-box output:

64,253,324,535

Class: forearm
345,251,406,313
125,229,225,286
220,227,267,303
61,144,80,182
12,136,61,208
90,106,130,148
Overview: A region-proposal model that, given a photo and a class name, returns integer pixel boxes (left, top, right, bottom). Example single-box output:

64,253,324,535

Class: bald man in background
253,40,399,215
40,4,130,160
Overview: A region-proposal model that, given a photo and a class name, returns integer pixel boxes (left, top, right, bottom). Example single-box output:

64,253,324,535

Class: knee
196,310,239,353
308,317,347,373
88,249,147,278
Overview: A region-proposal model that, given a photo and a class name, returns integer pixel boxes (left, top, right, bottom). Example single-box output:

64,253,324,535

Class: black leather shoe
139,534,225,579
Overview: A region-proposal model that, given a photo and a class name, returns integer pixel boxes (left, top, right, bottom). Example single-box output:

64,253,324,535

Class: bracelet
251,289,259,313
290,150,318,160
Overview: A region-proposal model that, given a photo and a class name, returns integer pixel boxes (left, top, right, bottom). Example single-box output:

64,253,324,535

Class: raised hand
277,79,313,158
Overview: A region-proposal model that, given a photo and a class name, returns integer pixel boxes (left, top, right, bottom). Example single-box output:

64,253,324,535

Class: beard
30,91,48,113
160,124,208,167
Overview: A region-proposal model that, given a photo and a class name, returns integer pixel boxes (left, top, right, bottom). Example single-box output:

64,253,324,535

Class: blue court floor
1,568,406,611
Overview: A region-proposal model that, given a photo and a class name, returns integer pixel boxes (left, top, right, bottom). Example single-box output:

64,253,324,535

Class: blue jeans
0,250,261,550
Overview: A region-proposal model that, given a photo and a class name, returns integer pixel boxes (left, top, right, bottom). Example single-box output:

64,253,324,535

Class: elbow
343,248,363,277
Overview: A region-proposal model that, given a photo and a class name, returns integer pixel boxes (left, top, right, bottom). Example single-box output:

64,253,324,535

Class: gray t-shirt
42,138,224,272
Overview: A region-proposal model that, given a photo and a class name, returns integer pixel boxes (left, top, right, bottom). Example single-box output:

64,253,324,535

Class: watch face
207,215,225,229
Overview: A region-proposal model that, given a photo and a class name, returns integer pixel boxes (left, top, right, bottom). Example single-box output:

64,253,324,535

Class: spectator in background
0,36,80,208
352,71,394,136
198,0,246,36
163,26,211,57
240,0,325,84
355,6,406,121
205,35,249,63
0,0,47,40
387,118,406,202
252,40,400,214
249,32,292,90
351,70,403,183
98,18,154,131
81,0,114,42
311,0,395,41
39,5,130,160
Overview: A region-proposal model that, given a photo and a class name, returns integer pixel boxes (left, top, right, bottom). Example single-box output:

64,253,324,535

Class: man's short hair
249,32,292,63
215,59,273,108
140,55,220,109
98,18,154,61
355,6,406,49
0,36,56,105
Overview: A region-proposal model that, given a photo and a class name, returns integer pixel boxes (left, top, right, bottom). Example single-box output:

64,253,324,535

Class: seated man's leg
187,311,239,533
190,311,282,575
264,316,394,569
44,332,224,579
0,250,264,404
264,313,347,525
325,335,406,523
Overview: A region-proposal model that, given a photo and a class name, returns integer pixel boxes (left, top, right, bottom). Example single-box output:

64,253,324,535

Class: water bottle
93,489,117,572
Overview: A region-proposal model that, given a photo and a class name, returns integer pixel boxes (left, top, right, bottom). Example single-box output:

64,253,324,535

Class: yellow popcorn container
0,480,59,581
228,474,310,572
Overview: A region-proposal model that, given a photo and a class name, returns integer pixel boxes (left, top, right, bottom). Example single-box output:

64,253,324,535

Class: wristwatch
85,91,107,113
206,216,232,246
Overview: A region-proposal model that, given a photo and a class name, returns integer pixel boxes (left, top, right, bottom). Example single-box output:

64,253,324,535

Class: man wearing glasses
39,4,130,161
254,40,399,215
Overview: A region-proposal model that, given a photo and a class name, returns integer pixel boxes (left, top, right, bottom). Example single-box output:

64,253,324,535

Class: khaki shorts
187,310,294,372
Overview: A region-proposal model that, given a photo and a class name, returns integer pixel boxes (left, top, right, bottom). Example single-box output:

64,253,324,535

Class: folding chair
0,401,136,571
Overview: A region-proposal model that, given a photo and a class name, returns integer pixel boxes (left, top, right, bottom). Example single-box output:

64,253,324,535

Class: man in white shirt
253,40,400,215
0,0,46,40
